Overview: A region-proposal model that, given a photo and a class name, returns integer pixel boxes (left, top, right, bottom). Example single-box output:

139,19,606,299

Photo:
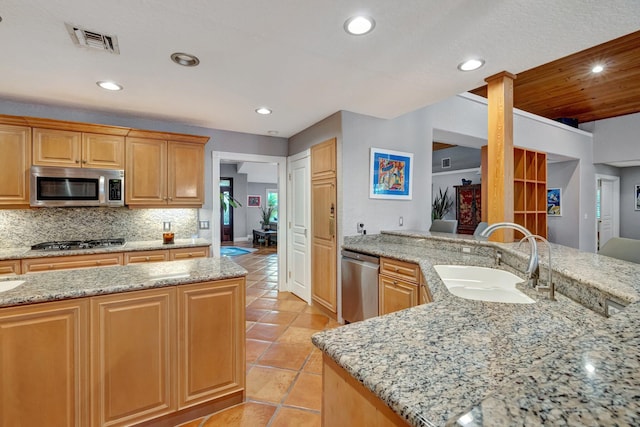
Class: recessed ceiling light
592,64,604,73
267,130,279,136
457,59,485,72
344,16,375,35
96,81,123,91
171,52,200,67
255,107,272,115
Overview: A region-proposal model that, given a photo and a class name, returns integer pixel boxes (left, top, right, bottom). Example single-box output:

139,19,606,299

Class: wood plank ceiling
470,30,640,125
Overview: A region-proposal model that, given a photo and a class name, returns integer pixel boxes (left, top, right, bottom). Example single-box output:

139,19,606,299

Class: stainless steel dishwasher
341,249,380,323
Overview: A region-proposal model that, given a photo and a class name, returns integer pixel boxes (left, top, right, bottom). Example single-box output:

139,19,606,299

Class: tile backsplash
0,208,198,248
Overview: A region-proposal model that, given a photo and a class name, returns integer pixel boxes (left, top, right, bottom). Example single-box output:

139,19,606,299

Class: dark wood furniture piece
454,184,482,235
252,229,277,246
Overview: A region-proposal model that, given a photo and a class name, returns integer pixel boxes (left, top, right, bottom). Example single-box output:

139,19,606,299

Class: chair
598,237,640,264
429,219,458,233
473,222,489,237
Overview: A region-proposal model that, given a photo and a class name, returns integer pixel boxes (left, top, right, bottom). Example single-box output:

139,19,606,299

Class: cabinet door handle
75,159,80,163
145,256,150,261
96,260,101,265
82,159,87,164
168,197,173,201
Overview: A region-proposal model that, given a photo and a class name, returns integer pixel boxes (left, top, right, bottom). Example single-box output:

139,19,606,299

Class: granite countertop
0,238,212,260
0,256,246,308
313,231,640,427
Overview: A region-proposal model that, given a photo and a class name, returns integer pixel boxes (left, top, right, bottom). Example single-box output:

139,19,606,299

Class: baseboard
234,236,250,242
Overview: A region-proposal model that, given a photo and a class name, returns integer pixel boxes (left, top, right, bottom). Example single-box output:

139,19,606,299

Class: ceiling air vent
442,158,451,168
65,23,120,54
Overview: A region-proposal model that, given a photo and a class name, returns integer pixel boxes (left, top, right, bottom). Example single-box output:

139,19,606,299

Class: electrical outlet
162,221,171,231
399,216,403,226
199,220,210,230
462,247,471,253
357,222,364,233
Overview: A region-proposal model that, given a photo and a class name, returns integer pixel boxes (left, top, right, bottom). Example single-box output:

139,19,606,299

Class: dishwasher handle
341,249,379,265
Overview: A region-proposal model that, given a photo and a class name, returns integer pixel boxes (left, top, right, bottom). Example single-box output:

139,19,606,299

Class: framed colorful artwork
635,184,640,211
547,188,561,216
247,195,261,207
369,148,413,200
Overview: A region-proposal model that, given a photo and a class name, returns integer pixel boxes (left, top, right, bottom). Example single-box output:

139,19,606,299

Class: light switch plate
199,220,210,230
162,221,171,231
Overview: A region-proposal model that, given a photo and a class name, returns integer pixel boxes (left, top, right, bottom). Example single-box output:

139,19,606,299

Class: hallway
179,244,337,426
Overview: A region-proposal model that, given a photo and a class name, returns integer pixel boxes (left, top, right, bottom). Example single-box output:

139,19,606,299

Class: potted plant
220,192,242,212
432,187,453,220
260,205,275,230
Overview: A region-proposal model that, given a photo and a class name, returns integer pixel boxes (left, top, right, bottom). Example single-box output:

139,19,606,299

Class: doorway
220,177,234,242
212,151,288,292
596,174,620,250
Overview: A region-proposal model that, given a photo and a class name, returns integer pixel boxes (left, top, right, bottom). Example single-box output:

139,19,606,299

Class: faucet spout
478,222,538,279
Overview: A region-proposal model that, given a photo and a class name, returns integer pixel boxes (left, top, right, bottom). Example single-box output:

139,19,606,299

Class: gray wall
432,146,481,173
592,112,640,165
247,183,277,232
620,166,640,239
431,171,481,221
547,160,580,248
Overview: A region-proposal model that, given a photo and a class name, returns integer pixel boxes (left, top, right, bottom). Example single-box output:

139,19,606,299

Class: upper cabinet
33,128,125,169
0,114,209,210
0,124,31,207
125,137,205,207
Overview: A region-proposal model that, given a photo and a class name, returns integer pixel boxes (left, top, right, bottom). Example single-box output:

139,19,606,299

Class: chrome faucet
518,234,555,300
478,222,538,280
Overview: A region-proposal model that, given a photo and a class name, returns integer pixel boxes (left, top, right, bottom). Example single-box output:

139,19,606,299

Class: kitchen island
312,231,640,426
0,256,247,427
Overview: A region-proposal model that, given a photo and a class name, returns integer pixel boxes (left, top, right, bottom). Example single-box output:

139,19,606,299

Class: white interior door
598,176,619,249
287,152,311,303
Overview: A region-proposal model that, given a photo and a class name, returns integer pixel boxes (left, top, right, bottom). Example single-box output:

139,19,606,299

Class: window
266,189,278,222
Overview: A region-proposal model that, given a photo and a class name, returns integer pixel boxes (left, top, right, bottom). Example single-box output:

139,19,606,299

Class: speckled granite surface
314,231,640,427
0,207,199,248
0,256,246,308
0,238,211,260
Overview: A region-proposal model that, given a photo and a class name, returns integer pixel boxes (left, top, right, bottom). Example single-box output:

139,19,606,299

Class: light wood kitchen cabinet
311,177,337,314
168,141,205,206
0,259,21,275
311,137,337,179
91,287,177,427
177,278,245,409
379,257,429,315
323,355,408,427
0,299,89,427
126,137,205,207
33,128,125,169
21,252,124,273
123,247,209,264
0,124,31,208
170,246,210,260
124,249,170,264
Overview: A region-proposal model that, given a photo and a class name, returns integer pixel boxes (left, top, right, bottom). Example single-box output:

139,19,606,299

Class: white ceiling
1,1,639,138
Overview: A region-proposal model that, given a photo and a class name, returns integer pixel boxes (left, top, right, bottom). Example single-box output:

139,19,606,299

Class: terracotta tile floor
178,243,338,427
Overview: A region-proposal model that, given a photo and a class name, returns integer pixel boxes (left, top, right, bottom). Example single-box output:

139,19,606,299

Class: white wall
547,160,580,248
620,166,640,239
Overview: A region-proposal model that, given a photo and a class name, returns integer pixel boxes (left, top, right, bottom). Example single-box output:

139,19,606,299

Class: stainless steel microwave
30,166,125,207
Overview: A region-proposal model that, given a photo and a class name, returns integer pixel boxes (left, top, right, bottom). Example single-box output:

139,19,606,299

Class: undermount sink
433,265,535,304
0,280,25,293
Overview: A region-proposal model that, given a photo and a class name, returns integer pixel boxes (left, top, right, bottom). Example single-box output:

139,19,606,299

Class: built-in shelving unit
513,147,547,239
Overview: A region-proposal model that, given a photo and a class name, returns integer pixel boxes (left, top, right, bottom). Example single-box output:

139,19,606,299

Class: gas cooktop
31,238,125,251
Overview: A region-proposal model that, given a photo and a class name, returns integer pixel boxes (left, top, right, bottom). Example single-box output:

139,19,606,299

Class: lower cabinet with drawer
379,257,431,316
21,252,124,273
0,259,21,275
0,277,245,427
